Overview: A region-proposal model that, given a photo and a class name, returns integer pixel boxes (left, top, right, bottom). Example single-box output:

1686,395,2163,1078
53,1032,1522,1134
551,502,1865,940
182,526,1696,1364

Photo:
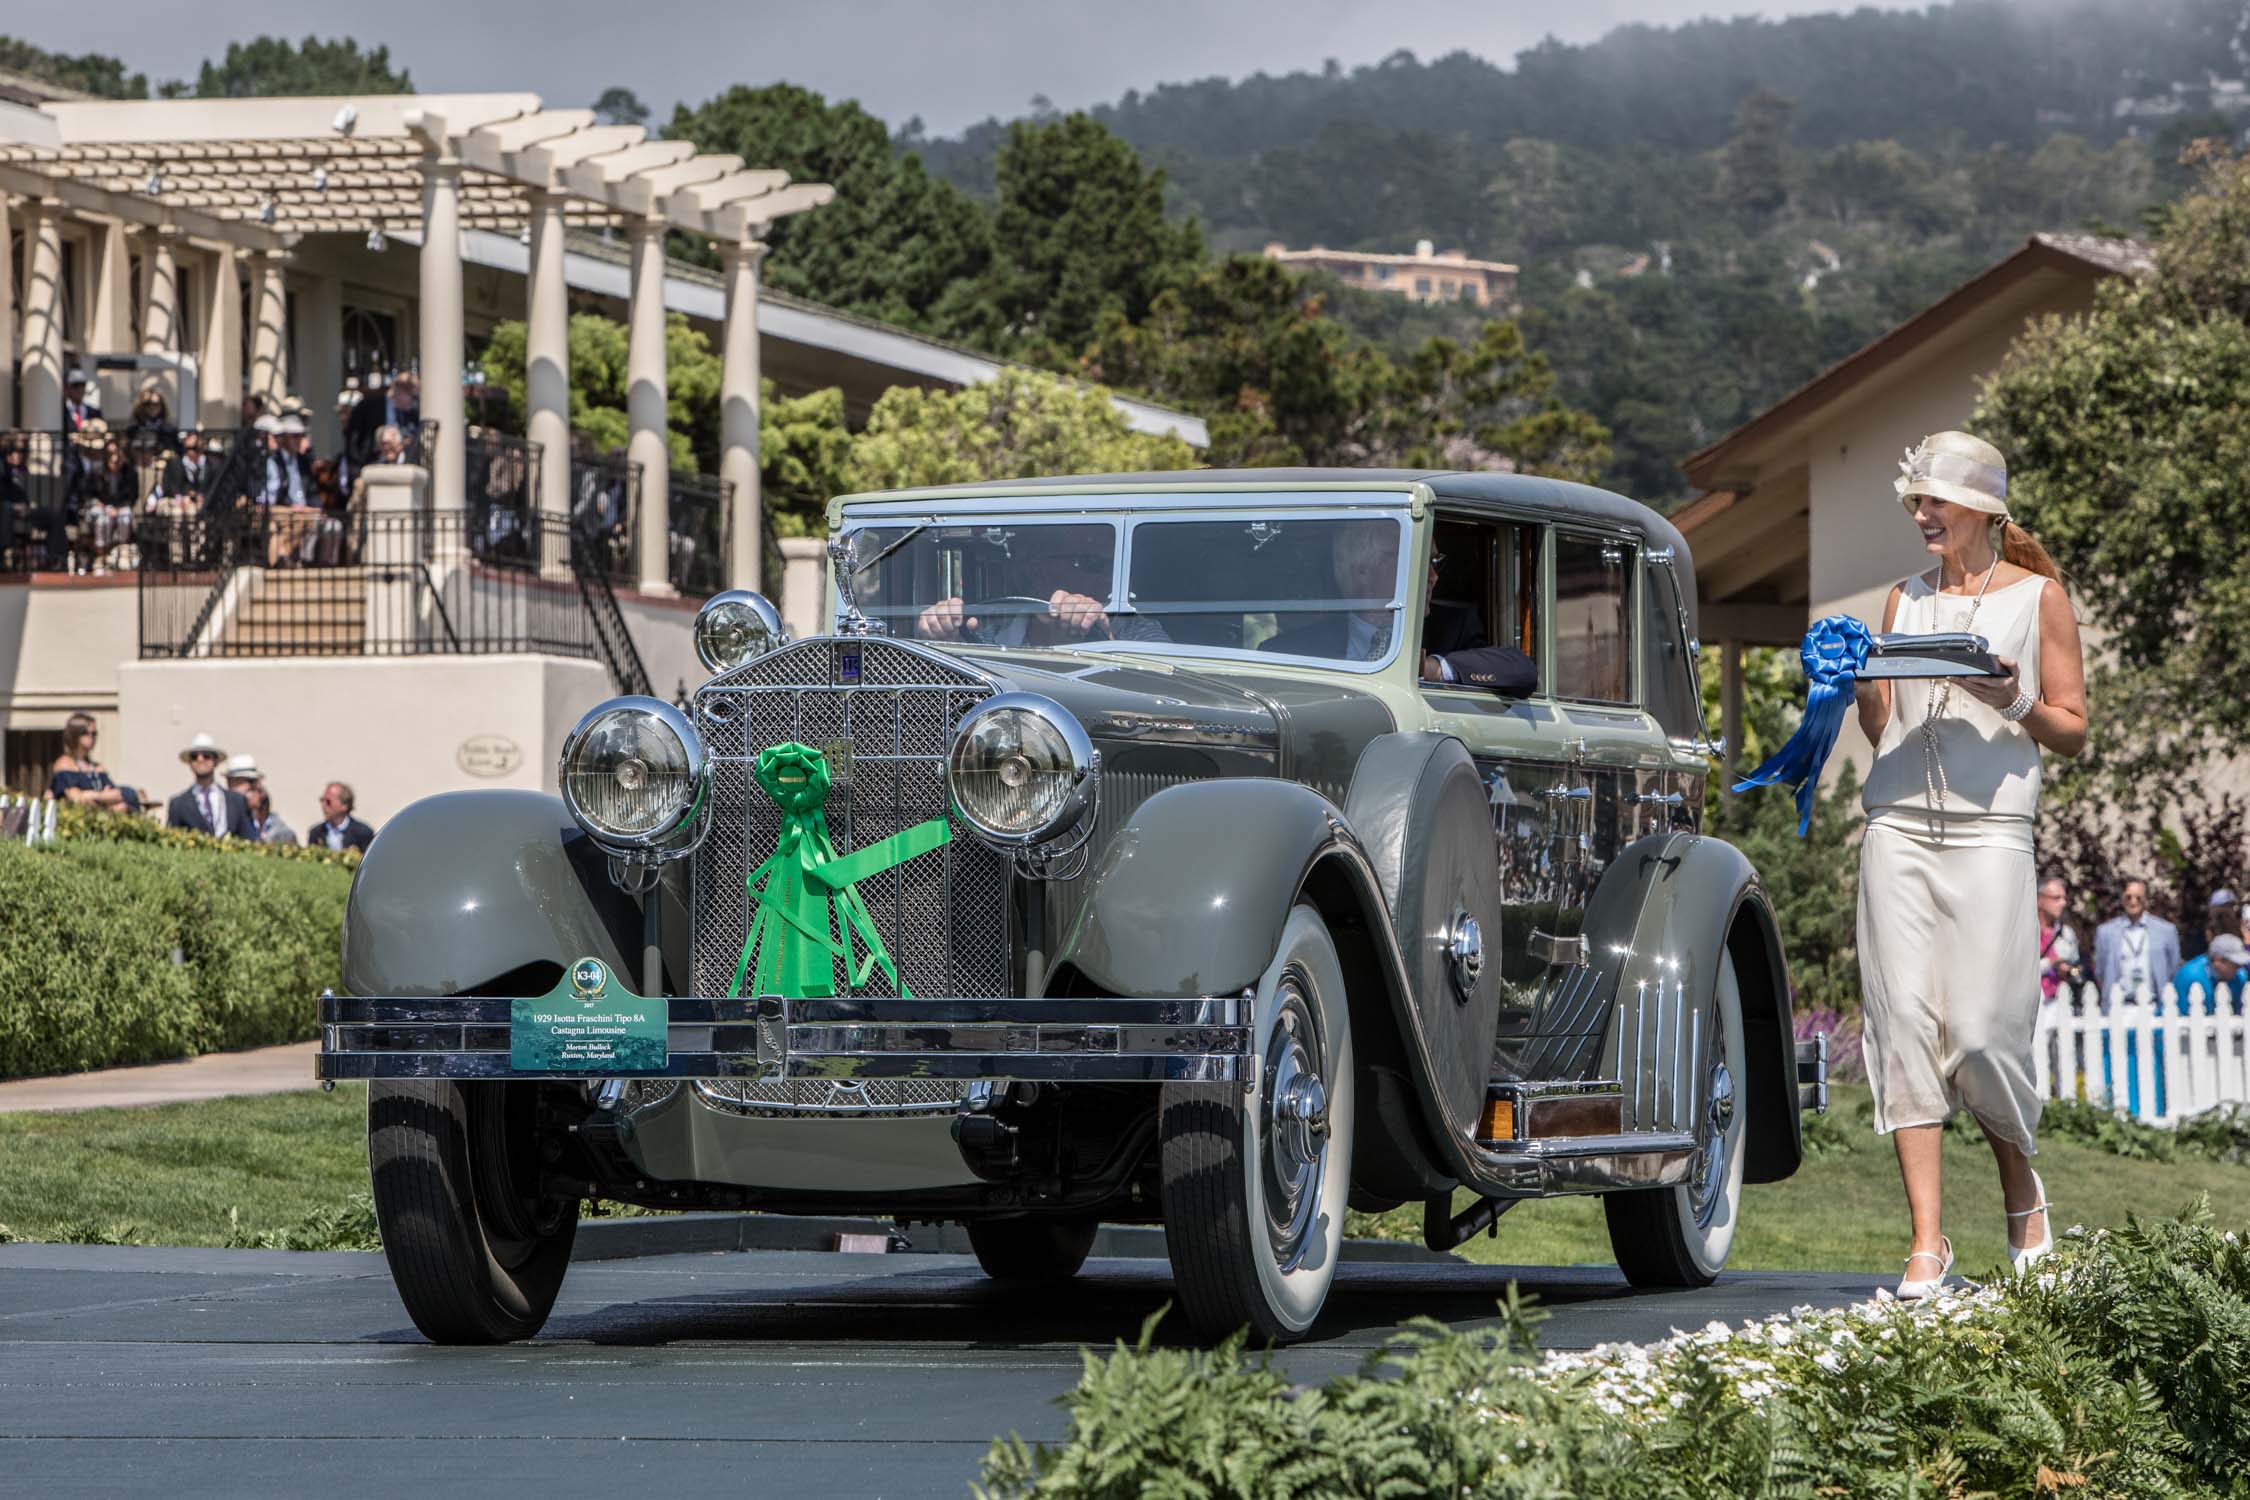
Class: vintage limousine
320,469,1825,1344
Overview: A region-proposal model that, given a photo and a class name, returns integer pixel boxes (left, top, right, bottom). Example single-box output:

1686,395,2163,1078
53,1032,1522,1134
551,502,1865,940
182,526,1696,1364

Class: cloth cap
220,752,261,782
179,731,226,763
2208,934,2249,967
2210,887,2239,907
1896,430,2008,515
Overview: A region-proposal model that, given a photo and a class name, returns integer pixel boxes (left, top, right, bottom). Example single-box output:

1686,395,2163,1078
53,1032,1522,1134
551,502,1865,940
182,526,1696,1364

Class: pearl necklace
1918,552,2002,828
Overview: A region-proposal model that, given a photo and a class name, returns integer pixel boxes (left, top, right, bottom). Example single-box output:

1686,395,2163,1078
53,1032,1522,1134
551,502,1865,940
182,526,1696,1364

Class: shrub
55,802,362,870
979,1201,2250,1499
0,838,348,1078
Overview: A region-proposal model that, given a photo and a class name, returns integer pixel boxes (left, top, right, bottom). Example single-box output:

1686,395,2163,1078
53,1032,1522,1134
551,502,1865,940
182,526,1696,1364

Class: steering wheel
951,595,1101,644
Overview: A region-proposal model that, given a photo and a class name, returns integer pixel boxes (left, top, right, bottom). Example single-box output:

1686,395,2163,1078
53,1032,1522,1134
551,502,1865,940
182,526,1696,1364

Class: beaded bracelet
2001,686,2036,723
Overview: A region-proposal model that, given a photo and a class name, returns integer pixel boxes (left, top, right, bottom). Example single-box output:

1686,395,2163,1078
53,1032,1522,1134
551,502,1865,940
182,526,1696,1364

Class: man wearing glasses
166,732,256,839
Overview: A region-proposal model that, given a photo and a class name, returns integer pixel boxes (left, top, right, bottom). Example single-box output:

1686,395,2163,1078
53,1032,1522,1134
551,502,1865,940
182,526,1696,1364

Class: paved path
0,1042,317,1113
0,1241,1887,1498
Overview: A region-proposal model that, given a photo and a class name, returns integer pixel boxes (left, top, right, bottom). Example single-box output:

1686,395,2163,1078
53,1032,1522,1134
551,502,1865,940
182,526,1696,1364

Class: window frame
1549,525,1641,708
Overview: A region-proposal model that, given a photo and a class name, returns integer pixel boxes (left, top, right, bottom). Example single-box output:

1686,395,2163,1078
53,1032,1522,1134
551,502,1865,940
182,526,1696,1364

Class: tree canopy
844,368,1194,494
1977,148,2250,796
0,36,146,98
189,36,412,98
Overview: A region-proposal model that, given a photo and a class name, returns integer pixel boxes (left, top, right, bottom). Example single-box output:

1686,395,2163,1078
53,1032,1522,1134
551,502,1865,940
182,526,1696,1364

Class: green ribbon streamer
726,742,953,999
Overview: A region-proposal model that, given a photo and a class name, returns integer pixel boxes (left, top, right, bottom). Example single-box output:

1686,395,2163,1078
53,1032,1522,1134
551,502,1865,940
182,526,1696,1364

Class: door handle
1635,791,1684,807
1539,785,1593,800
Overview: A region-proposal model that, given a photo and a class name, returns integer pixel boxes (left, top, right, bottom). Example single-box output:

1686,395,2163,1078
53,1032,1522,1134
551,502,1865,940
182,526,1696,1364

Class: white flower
1813,1351,1843,1372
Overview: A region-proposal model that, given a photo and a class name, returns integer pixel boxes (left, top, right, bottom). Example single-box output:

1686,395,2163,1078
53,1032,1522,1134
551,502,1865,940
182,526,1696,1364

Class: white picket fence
2034,981,2250,1125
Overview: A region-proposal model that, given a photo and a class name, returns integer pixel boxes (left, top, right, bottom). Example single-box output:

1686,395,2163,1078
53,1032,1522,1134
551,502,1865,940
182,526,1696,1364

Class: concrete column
19,199,66,431
625,216,672,596
89,218,137,415
139,227,182,414
1719,638,1744,794
0,194,16,426
246,249,289,409
296,270,345,453
360,463,433,652
419,150,467,511
197,243,243,427
525,190,572,537
717,239,767,593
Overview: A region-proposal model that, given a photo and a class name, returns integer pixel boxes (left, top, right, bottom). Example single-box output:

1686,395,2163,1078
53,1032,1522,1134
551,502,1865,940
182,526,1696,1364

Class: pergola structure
0,93,832,593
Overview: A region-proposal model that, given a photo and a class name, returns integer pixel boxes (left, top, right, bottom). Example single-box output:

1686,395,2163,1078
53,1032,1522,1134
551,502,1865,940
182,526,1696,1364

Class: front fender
341,790,653,997
1583,832,1800,1183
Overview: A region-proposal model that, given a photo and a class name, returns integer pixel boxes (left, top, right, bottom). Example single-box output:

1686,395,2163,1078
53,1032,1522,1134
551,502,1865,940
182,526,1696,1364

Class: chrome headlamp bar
557,696,713,862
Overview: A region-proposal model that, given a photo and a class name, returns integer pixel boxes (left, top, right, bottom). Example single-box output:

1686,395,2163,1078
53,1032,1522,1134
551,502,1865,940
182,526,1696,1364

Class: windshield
838,510,1410,664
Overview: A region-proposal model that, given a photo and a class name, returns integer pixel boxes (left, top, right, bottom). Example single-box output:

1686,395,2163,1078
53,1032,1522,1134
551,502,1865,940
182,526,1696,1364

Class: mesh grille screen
689,640,1003,1115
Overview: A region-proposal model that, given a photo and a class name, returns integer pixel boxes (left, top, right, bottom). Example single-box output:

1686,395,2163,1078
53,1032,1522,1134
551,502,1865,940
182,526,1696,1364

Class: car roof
835,467,1696,629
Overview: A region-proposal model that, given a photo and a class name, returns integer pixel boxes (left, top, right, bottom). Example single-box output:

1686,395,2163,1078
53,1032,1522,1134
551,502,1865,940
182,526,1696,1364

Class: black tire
1604,949,1749,1288
966,1216,1099,1282
367,1079,578,1344
1160,904,1355,1344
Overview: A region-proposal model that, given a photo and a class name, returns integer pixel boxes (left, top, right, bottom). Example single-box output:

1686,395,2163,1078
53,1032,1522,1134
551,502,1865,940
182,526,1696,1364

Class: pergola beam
0,160,288,251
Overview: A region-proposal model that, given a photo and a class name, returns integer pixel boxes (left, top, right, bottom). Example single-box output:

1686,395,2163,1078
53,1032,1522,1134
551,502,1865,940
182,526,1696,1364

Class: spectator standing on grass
2038,876,2083,1003
2207,888,2242,949
167,733,255,839
2094,877,2180,1004
311,782,374,852
221,754,295,845
48,711,145,813
2170,933,2248,1017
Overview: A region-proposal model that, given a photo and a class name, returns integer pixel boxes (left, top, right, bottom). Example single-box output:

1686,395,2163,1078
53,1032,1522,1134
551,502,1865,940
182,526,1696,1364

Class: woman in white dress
1853,431,2087,1298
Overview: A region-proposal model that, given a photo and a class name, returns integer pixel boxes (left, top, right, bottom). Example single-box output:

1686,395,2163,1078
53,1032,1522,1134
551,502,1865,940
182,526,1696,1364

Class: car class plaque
510,957,668,1072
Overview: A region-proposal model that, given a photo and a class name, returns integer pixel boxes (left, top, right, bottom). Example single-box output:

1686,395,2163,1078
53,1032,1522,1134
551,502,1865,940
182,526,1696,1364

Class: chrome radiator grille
688,638,1005,1116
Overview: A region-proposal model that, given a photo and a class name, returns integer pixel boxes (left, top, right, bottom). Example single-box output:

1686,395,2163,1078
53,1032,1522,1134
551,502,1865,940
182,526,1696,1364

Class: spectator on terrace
310,457,352,564
151,429,217,515
1,432,64,570
2094,876,2180,1004
263,413,319,566
48,711,145,813
240,393,268,430
126,380,178,452
346,371,419,477
62,368,96,433
2171,933,2248,1017
2037,876,2083,1003
74,423,135,573
311,781,375,852
167,732,255,839
222,753,295,845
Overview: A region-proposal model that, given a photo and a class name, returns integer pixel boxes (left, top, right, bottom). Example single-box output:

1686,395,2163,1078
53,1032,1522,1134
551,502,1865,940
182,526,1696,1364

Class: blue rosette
1731,615,1873,835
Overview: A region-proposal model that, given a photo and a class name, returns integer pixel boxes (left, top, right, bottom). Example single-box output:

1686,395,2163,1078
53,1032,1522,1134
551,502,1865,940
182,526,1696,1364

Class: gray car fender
1582,832,1801,1182
341,789,658,998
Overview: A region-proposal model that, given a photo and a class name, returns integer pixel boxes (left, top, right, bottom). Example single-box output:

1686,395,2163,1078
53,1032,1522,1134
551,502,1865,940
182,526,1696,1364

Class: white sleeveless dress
1855,572,2049,1151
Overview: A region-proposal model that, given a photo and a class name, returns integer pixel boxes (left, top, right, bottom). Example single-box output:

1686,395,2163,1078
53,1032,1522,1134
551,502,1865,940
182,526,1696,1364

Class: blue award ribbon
1731,615,1873,835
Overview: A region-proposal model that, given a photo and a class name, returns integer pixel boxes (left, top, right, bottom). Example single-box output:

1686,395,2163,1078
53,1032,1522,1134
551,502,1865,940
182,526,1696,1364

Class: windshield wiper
846,523,928,582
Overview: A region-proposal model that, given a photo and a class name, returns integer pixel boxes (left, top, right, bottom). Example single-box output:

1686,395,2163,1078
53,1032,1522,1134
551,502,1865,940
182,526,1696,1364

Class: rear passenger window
1554,534,1633,703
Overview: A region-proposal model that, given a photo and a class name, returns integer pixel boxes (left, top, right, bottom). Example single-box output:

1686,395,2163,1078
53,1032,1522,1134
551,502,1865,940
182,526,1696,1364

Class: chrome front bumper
314,992,1249,1084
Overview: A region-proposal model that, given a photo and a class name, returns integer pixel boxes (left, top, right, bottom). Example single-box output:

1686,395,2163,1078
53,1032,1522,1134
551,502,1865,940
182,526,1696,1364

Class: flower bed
977,1201,2249,1498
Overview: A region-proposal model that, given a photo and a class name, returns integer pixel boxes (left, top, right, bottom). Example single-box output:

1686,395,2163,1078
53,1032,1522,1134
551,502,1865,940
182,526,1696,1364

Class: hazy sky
35,0,1937,136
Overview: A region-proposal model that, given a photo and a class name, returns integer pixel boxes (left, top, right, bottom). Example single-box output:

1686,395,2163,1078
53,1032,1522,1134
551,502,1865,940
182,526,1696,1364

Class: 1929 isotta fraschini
322,468,1829,1345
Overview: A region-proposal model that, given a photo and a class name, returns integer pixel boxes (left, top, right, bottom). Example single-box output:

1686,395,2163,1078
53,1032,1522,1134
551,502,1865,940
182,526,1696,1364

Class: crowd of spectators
49,721,373,851
2040,872,2246,1016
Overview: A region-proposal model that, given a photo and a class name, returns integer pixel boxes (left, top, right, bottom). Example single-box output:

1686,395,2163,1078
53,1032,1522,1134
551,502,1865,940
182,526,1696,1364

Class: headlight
694,589,787,674
947,693,1098,849
558,697,710,858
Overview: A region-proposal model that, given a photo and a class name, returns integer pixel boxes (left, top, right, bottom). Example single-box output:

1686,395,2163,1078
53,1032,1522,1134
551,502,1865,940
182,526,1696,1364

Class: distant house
1263,239,1517,309
1670,232,2153,784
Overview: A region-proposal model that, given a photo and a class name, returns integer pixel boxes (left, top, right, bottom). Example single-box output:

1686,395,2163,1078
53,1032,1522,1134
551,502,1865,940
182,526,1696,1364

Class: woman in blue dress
47,712,146,813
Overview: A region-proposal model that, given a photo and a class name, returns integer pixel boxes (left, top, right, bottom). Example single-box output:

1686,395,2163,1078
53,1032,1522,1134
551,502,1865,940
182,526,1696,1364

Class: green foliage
2039,1097,2250,1167
0,35,146,98
478,312,711,471
227,1193,381,1252
56,801,361,870
1979,149,2250,796
843,367,1194,495
189,36,411,98
760,381,854,538
981,1203,2250,1499
590,86,648,129
0,838,347,1078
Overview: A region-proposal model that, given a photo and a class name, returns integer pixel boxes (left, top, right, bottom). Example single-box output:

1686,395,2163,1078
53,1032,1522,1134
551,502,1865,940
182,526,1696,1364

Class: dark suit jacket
1262,602,1536,694
346,397,417,469
158,454,218,507
167,783,256,839
309,816,376,853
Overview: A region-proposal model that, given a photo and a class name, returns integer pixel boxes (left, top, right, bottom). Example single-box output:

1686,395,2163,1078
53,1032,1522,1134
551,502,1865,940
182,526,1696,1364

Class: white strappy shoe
1897,1237,1953,1301
2007,1172,2054,1276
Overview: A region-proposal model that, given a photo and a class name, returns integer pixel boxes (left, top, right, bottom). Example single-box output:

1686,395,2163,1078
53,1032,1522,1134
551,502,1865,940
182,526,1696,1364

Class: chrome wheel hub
1261,978,1328,1271
1691,1057,1737,1227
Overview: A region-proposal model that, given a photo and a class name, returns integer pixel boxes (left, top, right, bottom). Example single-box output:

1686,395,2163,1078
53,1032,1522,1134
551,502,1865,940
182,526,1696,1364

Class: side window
1642,554,1702,740
1426,516,1540,692
1554,534,1634,704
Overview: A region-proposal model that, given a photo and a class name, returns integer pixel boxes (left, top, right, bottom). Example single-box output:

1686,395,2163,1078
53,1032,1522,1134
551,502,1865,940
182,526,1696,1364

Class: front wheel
1160,904,1355,1344
368,1080,578,1344
1604,948,1748,1287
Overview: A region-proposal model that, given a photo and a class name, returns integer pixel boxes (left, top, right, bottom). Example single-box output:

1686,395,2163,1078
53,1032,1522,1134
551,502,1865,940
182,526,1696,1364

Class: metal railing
568,450,642,587
668,469,733,599
2,427,264,573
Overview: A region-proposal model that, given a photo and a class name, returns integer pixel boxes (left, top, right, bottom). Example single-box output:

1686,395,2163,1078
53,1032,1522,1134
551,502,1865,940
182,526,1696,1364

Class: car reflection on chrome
321,468,1826,1345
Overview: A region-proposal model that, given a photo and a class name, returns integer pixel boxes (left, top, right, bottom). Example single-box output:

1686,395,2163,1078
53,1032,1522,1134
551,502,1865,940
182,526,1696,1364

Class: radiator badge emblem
726,742,952,1001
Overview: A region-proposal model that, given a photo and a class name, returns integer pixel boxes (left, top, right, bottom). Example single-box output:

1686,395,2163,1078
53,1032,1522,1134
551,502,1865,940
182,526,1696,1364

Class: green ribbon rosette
726,742,953,999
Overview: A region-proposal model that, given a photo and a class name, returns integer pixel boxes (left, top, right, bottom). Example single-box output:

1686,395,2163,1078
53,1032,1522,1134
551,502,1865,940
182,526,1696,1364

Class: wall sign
456,735,523,778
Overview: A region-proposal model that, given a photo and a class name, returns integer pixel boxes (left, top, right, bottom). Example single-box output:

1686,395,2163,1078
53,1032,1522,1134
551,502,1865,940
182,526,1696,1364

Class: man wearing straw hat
166,732,255,839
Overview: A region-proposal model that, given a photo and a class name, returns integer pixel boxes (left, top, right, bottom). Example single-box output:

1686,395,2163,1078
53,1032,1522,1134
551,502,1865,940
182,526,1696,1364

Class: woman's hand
1961,655,2021,710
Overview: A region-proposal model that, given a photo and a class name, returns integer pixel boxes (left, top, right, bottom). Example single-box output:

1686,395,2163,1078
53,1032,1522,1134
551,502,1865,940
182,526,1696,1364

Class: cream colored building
1669,232,2153,785
1263,238,1517,309
0,87,1204,830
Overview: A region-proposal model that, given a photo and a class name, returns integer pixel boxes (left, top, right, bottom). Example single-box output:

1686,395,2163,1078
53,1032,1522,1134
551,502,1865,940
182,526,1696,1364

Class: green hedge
979,1201,2250,1499
0,838,350,1078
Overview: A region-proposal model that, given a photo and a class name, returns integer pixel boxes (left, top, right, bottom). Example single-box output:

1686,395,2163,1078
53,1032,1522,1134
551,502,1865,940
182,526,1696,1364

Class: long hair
1998,517,2063,584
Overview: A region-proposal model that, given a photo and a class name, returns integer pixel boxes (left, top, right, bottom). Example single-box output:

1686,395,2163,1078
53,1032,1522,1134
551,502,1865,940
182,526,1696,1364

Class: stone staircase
221,568,368,655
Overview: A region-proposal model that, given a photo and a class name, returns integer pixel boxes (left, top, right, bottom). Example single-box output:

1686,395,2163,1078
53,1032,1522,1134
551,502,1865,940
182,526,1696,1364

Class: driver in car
915,531,1169,646
1262,525,1535,692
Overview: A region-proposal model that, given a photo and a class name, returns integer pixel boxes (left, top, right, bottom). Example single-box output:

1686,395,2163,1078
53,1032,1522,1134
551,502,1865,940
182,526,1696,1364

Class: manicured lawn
2,1083,2243,1273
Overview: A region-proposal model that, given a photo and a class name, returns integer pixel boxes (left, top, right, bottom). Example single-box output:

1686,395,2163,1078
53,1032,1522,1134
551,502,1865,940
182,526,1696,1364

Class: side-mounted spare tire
368,1079,578,1344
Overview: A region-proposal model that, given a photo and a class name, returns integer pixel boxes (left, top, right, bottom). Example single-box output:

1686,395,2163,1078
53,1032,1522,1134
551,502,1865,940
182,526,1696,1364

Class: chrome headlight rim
946,692,1099,851
558,695,712,860
694,589,789,675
